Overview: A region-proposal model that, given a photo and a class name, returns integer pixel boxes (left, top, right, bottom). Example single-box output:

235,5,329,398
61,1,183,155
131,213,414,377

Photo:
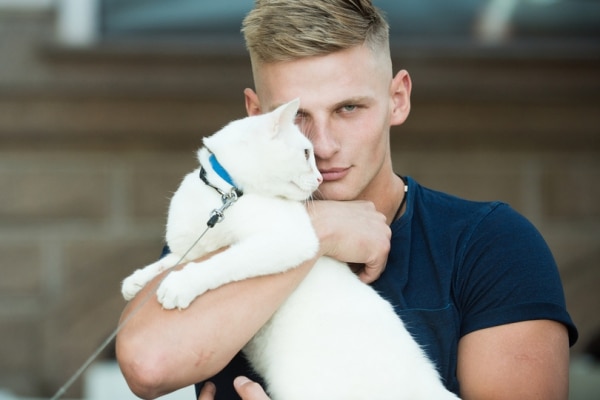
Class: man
116,1,577,399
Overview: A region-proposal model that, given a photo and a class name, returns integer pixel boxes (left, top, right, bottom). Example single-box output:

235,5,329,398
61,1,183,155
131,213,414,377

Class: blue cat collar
209,153,237,188
199,151,243,199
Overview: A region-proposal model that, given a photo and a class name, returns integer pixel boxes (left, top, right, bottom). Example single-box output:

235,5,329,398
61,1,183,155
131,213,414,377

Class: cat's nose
316,174,323,185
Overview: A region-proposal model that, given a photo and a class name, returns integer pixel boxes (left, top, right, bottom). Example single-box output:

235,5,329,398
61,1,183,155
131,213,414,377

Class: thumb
233,376,271,400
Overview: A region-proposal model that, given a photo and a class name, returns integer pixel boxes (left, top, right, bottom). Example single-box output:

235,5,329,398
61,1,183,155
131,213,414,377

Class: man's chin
313,185,354,202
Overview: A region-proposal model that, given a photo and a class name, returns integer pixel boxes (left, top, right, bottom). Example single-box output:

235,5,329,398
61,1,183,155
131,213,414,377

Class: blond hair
242,0,390,64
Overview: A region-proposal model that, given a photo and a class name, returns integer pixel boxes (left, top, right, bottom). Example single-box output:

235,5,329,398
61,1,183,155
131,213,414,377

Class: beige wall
1,9,599,398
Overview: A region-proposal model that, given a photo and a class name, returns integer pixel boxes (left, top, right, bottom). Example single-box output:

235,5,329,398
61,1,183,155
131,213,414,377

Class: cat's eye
304,149,310,160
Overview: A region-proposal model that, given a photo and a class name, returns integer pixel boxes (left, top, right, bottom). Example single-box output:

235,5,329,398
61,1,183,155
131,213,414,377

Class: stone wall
0,8,598,399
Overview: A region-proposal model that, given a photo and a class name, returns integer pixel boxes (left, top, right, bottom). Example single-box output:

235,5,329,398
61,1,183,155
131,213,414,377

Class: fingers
198,378,271,400
308,200,391,283
198,381,216,400
348,245,387,284
234,376,272,400
358,260,387,283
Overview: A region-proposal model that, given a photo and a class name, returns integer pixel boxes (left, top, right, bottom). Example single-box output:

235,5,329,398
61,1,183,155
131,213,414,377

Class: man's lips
319,167,349,182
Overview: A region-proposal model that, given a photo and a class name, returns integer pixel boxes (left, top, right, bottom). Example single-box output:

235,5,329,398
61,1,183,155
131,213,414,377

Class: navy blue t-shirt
195,176,578,398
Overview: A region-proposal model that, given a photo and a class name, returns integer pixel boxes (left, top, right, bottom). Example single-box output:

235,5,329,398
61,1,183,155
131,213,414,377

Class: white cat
121,99,459,400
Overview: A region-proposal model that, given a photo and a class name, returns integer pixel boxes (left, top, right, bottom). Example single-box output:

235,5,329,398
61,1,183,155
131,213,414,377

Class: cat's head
200,99,322,201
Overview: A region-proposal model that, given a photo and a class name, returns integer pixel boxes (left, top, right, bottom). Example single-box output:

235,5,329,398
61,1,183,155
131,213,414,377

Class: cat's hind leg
121,253,182,301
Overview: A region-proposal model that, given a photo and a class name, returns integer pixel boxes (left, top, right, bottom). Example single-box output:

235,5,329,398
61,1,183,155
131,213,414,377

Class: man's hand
198,377,271,400
308,200,391,283
197,382,217,400
233,377,271,400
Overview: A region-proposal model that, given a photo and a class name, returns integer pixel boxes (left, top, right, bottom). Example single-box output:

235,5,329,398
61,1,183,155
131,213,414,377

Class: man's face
247,45,408,202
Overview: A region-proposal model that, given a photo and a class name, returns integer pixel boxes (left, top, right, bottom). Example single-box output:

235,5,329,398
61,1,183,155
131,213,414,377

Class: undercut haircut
242,0,390,64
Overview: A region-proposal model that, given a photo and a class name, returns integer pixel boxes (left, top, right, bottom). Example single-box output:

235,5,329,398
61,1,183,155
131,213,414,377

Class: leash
50,152,241,400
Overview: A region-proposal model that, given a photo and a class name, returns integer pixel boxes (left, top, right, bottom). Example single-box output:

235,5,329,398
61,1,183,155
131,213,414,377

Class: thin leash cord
50,225,212,400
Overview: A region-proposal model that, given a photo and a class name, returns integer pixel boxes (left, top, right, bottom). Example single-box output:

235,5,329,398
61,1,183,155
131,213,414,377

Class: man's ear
244,88,262,116
389,70,412,126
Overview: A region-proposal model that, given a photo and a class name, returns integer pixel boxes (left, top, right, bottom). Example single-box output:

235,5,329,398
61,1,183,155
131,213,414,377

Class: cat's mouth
290,180,319,200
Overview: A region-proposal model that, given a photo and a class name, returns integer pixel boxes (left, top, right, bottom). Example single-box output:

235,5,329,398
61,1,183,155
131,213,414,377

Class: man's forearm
116,257,315,399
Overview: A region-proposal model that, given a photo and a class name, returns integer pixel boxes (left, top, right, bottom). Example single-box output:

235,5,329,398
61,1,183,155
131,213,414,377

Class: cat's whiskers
303,191,321,215
312,188,324,201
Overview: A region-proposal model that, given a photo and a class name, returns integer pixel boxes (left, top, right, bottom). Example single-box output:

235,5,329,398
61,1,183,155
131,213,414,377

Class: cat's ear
270,98,300,137
278,98,300,123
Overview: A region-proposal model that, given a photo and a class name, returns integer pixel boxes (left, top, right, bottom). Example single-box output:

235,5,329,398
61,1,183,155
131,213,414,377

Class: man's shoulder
406,176,511,226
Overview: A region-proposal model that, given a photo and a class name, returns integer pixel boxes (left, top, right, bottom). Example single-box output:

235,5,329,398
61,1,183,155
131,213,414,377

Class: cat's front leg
156,255,244,309
156,263,205,309
121,253,181,301
157,233,317,310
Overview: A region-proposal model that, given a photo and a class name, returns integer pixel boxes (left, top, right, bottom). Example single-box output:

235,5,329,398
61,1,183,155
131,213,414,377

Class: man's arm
116,200,390,399
117,255,313,399
457,319,570,400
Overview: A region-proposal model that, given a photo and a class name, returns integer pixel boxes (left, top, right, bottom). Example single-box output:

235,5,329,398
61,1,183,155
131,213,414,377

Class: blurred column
56,0,99,46
474,0,518,43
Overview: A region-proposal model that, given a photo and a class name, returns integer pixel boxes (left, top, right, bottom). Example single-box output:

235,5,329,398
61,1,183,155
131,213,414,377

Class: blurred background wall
0,0,598,398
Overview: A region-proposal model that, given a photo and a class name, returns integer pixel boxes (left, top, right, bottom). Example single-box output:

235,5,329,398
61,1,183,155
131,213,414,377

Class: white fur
121,99,459,399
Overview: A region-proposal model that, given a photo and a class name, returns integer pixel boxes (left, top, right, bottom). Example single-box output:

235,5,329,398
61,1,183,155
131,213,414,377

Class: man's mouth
319,167,349,182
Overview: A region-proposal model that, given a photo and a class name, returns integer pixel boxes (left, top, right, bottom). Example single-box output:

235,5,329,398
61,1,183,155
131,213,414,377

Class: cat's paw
121,270,148,300
156,270,202,310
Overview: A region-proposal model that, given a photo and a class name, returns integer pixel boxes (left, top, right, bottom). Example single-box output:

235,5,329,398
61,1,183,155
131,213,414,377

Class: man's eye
341,105,357,112
295,111,307,121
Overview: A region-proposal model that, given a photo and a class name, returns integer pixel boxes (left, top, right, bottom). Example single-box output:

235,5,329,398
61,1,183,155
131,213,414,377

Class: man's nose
307,118,340,159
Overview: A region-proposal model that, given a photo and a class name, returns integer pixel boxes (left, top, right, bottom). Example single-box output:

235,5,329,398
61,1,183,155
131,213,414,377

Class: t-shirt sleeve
455,203,578,345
